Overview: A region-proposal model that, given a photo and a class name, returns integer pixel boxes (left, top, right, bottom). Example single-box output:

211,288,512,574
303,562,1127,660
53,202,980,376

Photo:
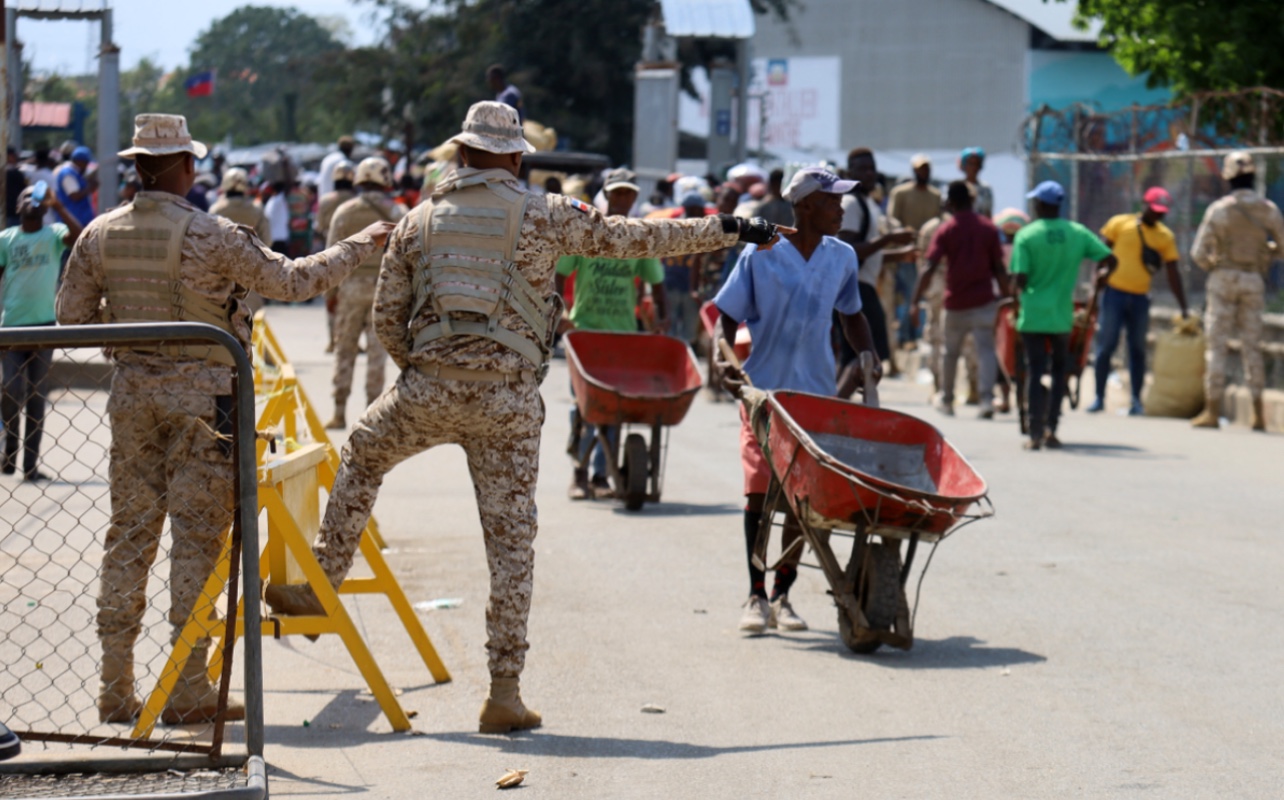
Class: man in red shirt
911,181,1010,418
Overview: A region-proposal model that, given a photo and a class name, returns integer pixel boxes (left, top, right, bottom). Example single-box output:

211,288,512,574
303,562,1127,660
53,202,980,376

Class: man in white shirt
317,136,356,197
264,185,290,254
837,147,914,373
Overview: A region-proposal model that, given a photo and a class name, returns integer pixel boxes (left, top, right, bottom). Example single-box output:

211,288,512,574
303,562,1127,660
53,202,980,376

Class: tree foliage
1069,0,1284,94
353,0,797,162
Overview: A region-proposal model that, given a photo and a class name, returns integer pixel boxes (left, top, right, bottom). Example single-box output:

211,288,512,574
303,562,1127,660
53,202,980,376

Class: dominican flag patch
568,198,593,214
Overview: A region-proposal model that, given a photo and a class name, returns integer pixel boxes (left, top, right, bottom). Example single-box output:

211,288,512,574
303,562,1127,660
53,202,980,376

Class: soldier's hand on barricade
362,221,396,249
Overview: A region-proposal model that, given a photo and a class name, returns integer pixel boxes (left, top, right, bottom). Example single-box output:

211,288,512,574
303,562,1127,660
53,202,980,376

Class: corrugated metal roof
21,101,71,128
660,0,755,39
983,0,1101,43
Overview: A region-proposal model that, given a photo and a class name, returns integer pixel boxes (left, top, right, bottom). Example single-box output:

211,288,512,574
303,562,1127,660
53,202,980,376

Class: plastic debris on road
641,704,666,714
414,598,464,611
496,768,528,789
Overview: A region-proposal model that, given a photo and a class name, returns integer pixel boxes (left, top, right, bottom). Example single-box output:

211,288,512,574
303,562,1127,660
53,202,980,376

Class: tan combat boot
1190,396,1221,429
161,646,246,725
98,638,143,724
323,410,346,430
478,677,541,734
1251,397,1267,432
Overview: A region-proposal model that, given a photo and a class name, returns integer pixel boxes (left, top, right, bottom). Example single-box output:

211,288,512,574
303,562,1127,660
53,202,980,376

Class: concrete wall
751,0,1031,154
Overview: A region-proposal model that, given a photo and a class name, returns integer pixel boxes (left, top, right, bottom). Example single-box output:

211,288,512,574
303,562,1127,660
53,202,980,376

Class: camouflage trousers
98,365,234,664
332,276,387,408
1205,269,1266,398
315,366,544,678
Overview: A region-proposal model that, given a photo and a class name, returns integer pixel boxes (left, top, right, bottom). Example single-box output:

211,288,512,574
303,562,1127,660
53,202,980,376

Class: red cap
1144,186,1172,214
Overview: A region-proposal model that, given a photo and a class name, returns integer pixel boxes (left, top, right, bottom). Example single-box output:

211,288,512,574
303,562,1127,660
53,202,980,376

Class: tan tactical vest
211,196,264,230
337,194,395,278
410,170,553,369
100,196,238,366
1223,196,1276,273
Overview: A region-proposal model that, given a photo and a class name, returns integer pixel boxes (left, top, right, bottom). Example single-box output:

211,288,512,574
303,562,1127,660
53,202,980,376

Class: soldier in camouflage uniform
317,161,356,352
209,167,270,244
265,101,782,733
1190,151,1284,431
57,114,394,725
324,157,406,429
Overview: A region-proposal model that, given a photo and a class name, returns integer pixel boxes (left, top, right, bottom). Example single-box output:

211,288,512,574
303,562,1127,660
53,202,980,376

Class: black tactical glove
719,214,778,246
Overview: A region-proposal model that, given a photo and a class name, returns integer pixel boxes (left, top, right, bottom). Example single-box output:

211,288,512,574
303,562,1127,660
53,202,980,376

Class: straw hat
118,114,208,159
448,101,535,155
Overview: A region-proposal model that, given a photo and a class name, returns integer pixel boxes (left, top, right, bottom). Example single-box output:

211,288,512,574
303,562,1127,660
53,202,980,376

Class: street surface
252,305,1283,798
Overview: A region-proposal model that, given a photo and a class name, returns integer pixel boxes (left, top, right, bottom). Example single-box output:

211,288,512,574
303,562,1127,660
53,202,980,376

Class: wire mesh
0,768,244,799
0,322,264,787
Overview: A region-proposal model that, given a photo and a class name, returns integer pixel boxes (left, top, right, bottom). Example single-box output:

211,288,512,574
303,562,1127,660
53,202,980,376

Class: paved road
253,305,1283,798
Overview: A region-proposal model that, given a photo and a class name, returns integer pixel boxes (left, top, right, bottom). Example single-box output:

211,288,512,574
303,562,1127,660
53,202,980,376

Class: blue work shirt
54,163,95,226
714,236,862,395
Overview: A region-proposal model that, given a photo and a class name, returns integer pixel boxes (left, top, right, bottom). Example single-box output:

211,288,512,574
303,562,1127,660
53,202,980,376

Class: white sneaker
769,596,809,631
738,596,770,633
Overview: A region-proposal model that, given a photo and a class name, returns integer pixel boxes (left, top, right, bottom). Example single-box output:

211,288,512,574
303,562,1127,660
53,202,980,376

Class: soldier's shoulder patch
567,198,593,214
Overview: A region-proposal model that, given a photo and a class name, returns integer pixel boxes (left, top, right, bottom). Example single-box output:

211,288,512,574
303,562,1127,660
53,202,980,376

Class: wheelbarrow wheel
838,541,902,654
623,433,649,511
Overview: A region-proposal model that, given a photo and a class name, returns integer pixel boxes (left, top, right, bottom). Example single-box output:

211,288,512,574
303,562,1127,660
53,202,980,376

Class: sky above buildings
16,1,387,76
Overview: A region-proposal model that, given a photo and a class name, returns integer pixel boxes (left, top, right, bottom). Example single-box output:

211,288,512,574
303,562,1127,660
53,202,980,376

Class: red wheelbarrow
997,290,1100,435
564,330,703,510
746,383,992,654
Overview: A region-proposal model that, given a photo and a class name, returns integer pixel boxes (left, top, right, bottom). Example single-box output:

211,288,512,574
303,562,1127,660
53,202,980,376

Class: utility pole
1,0,8,225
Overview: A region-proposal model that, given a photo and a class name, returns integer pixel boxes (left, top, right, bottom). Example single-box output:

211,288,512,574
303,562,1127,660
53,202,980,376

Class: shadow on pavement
265,762,370,795
787,635,1047,670
262,687,441,748
610,502,742,518
1054,442,1166,459
418,731,944,759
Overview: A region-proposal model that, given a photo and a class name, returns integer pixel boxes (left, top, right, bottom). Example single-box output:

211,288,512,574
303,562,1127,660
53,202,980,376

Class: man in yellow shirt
1089,187,1188,415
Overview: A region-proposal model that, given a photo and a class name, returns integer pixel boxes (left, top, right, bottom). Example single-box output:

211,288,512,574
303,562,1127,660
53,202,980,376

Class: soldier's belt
415,362,536,384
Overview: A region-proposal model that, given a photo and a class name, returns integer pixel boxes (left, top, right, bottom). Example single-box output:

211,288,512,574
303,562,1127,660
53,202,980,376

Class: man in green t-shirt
555,169,669,498
1009,181,1115,450
0,185,83,479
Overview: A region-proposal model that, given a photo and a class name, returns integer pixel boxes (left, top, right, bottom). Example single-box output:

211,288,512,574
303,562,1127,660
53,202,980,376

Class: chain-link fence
0,324,264,799
1024,91,1284,312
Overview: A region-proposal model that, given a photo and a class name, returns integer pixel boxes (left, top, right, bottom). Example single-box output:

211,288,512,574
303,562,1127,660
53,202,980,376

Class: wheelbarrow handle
859,351,880,409
717,338,753,388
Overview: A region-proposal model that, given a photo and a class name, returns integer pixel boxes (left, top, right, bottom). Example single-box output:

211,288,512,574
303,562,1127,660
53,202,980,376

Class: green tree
353,0,796,162
175,5,348,145
1068,0,1284,93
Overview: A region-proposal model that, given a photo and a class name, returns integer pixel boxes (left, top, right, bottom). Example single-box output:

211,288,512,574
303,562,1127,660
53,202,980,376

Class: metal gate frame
0,323,264,799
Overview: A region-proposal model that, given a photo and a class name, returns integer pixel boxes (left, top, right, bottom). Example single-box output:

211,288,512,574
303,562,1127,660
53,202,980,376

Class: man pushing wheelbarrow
713,167,883,634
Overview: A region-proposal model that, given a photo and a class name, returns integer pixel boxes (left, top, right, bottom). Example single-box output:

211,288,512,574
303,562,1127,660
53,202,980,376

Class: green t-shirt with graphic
0,224,69,327
556,254,663,332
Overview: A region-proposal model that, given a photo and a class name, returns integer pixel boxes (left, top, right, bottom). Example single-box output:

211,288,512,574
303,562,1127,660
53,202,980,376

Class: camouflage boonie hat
118,113,208,159
1223,151,1256,180
449,101,535,155
355,157,394,188
220,167,251,193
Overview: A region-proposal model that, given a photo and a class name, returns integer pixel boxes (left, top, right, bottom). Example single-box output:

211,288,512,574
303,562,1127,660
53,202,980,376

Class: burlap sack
1144,316,1206,418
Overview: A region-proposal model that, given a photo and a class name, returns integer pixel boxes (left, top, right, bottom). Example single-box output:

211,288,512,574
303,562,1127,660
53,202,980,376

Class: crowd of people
0,60,1277,744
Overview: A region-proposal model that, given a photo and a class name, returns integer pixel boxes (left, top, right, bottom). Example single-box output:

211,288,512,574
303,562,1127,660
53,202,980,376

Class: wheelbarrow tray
762,391,988,539
564,330,703,427
997,299,1095,380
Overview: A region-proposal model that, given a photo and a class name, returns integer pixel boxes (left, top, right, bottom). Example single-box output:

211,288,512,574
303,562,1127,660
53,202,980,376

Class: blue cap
680,192,706,209
1026,180,1065,206
71,146,93,163
960,146,986,164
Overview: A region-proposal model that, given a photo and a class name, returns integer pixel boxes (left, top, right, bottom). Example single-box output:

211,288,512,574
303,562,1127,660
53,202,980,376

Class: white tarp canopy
660,0,755,39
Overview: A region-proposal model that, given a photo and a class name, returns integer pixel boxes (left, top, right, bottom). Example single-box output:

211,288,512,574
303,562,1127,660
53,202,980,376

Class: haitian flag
184,70,216,98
